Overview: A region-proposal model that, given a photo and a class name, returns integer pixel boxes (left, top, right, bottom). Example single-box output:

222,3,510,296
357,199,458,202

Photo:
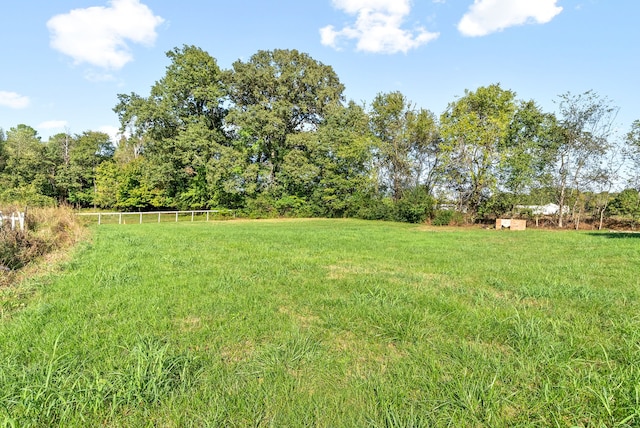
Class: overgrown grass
1,219,639,426
0,206,86,278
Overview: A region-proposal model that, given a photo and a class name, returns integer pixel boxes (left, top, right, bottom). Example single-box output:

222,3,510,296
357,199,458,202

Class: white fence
76,210,234,225
0,211,26,231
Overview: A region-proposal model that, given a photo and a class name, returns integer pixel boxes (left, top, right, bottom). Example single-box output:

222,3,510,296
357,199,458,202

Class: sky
0,0,638,142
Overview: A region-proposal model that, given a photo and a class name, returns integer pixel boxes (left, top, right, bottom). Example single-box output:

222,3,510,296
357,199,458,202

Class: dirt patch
176,315,202,332
220,340,255,364
278,305,320,328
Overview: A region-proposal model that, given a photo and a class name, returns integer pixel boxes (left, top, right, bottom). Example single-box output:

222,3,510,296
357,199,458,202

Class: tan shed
496,219,526,230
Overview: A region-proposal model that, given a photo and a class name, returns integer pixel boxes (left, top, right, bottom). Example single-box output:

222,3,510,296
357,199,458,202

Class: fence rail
0,211,26,231
76,210,234,225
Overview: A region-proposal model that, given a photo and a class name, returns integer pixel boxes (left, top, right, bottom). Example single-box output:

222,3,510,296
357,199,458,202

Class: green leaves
227,49,345,189
439,84,517,216
370,91,440,201
3,44,629,225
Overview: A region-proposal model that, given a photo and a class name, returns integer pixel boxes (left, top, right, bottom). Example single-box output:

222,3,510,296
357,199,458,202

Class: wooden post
98,213,102,225
119,213,122,224
175,212,178,222
191,211,194,222
158,212,161,223
206,211,209,222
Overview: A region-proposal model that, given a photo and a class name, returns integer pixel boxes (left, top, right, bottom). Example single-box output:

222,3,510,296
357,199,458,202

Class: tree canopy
2,46,637,227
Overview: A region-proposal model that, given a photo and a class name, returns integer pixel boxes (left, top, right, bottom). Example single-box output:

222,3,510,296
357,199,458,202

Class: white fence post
75,210,231,225
0,211,26,231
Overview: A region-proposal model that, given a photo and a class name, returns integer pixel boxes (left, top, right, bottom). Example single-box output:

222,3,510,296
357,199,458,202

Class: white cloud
47,0,164,70
38,120,68,130
458,0,562,37
321,0,439,54
0,91,30,109
98,125,122,143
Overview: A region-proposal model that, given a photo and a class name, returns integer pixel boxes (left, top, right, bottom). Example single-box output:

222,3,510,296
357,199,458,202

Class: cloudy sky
0,0,637,141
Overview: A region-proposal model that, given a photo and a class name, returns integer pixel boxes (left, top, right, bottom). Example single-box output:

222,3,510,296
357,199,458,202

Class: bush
476,192,514,219
353,197,394,221
0,186,56,208
274,195,315,217
241,195,278,219
431,210,464,226
0,228,45,270
394,187,434,223
609,189,640,224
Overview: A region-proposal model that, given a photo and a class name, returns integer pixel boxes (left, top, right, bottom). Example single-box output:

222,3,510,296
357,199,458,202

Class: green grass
1,219,640,426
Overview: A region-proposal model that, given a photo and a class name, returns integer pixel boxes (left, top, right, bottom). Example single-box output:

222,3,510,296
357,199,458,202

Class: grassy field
1,219,639,426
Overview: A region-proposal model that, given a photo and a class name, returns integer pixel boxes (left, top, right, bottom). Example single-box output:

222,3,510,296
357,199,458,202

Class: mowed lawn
1,219,640,427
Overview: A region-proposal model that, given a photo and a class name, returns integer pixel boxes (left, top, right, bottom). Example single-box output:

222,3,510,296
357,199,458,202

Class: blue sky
0,0,637,142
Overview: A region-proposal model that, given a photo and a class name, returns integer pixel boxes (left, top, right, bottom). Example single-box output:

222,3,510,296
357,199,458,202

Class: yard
1,219,639,426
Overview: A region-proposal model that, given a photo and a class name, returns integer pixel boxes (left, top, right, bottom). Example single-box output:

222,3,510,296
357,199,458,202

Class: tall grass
0,206,85,272
1,206,86,321
0,220,639,426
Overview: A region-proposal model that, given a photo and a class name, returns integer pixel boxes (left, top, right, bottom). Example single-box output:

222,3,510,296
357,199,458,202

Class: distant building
516,204,565,216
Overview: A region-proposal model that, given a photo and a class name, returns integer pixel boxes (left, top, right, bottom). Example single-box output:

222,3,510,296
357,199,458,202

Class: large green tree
115,45,226,141
439,84,517,217
226,49,345,191
114,45,228,207
546,91,617,227
301,102,375,217
497,100,555,214
0,125,51,197
369,91,441,202
94,157,166,210
47,131,114,206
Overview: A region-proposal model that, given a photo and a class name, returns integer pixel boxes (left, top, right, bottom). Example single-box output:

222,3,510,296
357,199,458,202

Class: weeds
0,206,85,286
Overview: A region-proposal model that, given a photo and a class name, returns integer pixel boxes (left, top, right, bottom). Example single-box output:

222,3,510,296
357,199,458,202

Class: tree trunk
598,206,606,230
558,186,565,228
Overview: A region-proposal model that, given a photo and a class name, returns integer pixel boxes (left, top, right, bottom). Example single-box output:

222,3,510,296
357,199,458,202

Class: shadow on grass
588,231,640,239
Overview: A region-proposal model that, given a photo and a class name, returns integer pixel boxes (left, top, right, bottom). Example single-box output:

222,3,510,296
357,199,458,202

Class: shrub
242,195,278,219
609,189,640,224
274,195,315,217
0,186,56,208
353,197,394,221
394,187,434,223
477,192,514,219
0,228,45,270
431,210,464,226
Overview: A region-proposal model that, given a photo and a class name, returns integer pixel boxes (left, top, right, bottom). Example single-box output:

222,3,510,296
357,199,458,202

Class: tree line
2,45,640,226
